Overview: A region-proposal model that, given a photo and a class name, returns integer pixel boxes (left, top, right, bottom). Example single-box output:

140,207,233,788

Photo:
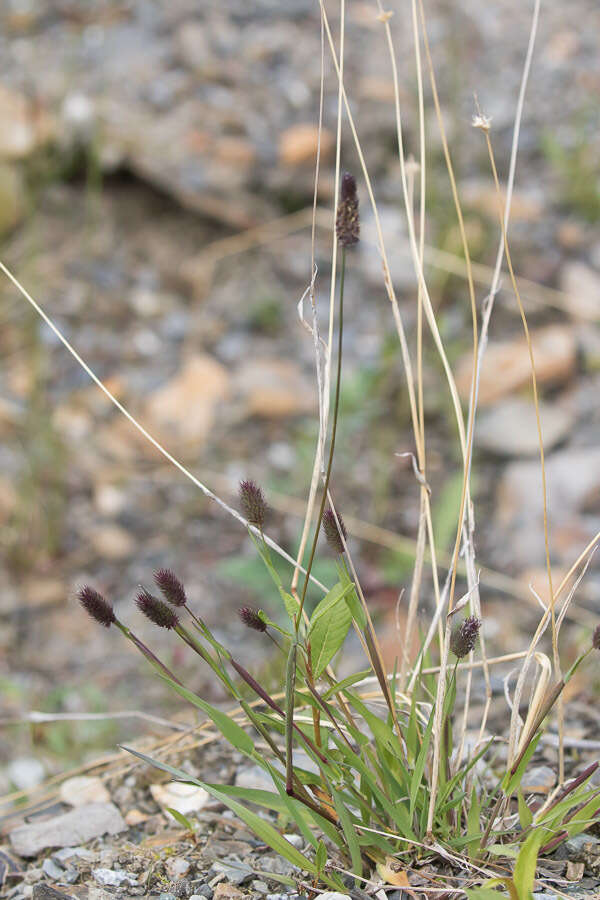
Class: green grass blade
158,675,254,755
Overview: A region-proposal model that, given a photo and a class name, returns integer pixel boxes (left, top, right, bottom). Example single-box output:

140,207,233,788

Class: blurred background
1,0,600,792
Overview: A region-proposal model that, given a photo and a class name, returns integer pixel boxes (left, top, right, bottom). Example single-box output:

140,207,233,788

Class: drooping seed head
322,507,347,554
153,568,187,607
336,172,360,248
450,615,481,659
136,588,179,629
78,585,116,628
238,606,267,633
239,479,267,528
593,625,600,651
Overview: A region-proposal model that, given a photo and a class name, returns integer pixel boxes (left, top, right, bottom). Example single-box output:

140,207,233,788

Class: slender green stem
115,620,183,686
285,641,298,793
296,246,346,630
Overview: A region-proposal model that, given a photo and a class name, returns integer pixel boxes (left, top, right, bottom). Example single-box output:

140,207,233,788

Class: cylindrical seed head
239,479,267,528
322,507,347,554
238,606,267,633
450,615,481,659
136,588,179,629
336,172,360,248
153,568,187,607
78,586,116,628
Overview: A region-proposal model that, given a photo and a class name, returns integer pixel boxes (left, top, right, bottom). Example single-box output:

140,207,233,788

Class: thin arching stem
296,246,346,629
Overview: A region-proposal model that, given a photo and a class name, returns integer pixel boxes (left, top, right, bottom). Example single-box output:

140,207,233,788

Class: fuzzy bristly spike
450,615,481,659
136,588,179,629
336,172,360,248
154,568,187,607
78,586,116,628
238,606,267,633
322,507,347,554
239,479,267,528
593,624,600,651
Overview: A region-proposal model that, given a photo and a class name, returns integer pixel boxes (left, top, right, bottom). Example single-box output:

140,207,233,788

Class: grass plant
3,0,600,896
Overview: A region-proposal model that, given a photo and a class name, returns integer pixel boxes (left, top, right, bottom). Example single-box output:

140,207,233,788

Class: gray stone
32,886,74,900
210,859,253,885
53,847,96,864
282,833,303,849
477,398,572,457
10,804,126,858
521,765,556,794
92,867,138,887
42,857,65,880
260,855,297,877
565,833,600,861
191,887,213,899
165,856,191,879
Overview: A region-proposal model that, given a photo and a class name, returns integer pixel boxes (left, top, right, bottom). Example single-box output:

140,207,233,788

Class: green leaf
466,785,481,857
410,701,435,820
517,790,533,829
158,675,254,755
322,669,372,700
308,581,353,631
310,588,353,677
336,560,366,628
330,784,363,878
202,783,319,875
502,734,542,796
215,782,343,849
165,807,196,831
315,839,327,874
248,531,301,621
281,590,300,621
513,827,545,900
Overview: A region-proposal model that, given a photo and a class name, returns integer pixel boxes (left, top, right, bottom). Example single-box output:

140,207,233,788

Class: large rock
10,803,126,858
59,776,110,808
457,326,576,406
278,124,334,167
476,397,573,457
145,355,230,445
496,446,600,568
561,260,600,320
234,359,314,419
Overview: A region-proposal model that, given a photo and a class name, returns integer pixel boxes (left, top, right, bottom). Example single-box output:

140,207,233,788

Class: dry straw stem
400,0,428,695
480,123,563,779
291,1,333,604
402,0,482,830
317,0,447,725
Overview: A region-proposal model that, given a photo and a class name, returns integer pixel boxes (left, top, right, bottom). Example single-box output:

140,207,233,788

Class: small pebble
92,867,138,887
165,856,190,879
42,858,65,881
